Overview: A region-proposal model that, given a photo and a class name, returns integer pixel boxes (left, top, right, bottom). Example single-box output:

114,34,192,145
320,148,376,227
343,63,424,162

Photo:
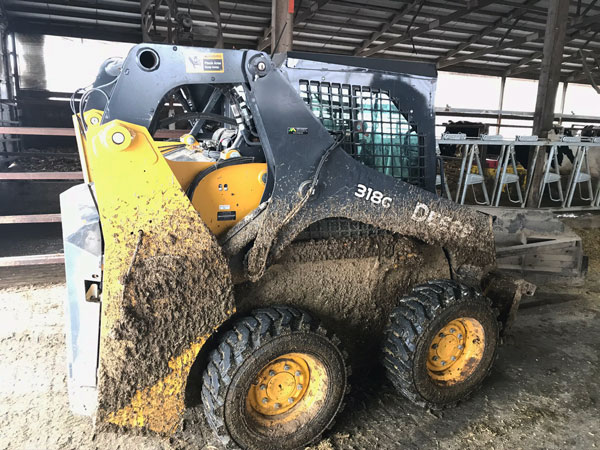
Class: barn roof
2,0,600,84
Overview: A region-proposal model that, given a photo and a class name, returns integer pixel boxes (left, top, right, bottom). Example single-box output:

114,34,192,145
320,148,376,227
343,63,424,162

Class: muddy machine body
61,44,530,449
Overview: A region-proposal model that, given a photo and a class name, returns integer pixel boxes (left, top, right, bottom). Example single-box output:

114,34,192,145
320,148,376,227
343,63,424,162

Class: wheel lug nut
295,371,301,376
260,384,266,390
269,370,275,376
458,345,464,350
297,384,303,390
450,328,456,333
441,361,446,366
284,365,290,371
439,333,445,338
288,397,294,404
458,334,463,339
432,356,439,361
262,397,268,404
274,403,281,409
431,344,438,349
451,356,456,361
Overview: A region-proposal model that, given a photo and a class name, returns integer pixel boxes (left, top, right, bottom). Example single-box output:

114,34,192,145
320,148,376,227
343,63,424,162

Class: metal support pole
559,81,568,125
271,0,294,53
496,76,506,134
0,29,20,153
525,0,570,207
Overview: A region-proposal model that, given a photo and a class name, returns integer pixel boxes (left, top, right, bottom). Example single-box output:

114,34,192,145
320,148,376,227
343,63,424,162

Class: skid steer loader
61,44,534,449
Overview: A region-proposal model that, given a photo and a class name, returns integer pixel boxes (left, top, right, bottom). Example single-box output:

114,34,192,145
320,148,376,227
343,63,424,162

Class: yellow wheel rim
427,317,485,385
246,352,328,427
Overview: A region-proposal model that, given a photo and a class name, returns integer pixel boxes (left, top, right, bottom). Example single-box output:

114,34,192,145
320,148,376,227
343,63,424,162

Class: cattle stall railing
436,134,600,211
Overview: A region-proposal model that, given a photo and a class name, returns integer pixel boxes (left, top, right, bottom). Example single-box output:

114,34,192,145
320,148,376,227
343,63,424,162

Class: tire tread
201,306,348,449
382,279,498,409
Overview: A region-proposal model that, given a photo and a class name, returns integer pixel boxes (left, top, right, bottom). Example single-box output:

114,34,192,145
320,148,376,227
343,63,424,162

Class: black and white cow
438,121,489,157
556,126,600,179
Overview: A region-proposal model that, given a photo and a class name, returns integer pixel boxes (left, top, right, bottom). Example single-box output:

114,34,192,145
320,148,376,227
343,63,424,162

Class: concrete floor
1,224,599,450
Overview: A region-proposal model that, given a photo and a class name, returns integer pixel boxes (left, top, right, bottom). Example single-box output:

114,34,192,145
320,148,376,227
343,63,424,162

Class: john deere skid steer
61,44,533,449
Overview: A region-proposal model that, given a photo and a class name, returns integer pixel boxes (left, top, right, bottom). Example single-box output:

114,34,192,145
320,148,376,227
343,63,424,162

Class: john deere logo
287,127,308,135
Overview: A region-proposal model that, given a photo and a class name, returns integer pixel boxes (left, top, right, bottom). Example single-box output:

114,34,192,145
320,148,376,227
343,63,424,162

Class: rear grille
295,217,387,241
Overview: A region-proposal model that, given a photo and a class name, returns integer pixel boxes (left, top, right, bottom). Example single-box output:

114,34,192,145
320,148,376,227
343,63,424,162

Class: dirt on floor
1,230,600,449
571,226,600,274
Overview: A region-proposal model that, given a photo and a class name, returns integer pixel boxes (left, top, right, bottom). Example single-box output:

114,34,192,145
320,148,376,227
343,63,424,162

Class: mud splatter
235,234,451,368
94,195,235,434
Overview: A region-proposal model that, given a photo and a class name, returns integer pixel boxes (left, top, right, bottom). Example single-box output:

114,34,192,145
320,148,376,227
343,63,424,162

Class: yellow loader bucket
74,111,235,434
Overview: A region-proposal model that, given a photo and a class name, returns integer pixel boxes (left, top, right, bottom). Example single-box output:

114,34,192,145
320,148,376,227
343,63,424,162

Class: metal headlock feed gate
436,134,600,211
435,133,592,286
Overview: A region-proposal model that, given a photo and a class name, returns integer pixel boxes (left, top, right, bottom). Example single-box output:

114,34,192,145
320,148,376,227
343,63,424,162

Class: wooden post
271,0,294,54
526,0,570,207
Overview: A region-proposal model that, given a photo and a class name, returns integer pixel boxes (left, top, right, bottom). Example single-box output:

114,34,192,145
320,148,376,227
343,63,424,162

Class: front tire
382,280,499,408
201,306,348,450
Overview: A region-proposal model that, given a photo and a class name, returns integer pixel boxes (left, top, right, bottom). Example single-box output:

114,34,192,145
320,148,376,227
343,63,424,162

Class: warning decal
185,52,224,73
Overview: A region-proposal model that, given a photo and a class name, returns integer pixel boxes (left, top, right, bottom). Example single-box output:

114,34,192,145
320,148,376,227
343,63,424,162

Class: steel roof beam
5,7,547,65
4,3,542,61
357,0,502,57
441,11,600,69
7,0,554,46
9,0,572,40
439,30,543,68
504,23,600,76
437,0,540,64
298,13,550,45
295,0,332,24
352,0,419,55
328,0,551,33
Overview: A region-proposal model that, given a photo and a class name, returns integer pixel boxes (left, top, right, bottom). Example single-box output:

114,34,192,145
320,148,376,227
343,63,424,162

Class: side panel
60,183,102,415
268,148,496,282
190,162,267,236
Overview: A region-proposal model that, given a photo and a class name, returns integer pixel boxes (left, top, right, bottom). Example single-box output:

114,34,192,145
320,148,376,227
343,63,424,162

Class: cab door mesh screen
299,80,426,187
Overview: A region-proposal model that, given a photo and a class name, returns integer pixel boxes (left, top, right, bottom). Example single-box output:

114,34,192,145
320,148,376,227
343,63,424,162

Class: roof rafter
357,0,498,57
440,11,600,69
566,48,600,82
438,30,543,68
515,31,600,78
504,21,600,76
6,0,600,85
353,0,419,55
437,0,540,64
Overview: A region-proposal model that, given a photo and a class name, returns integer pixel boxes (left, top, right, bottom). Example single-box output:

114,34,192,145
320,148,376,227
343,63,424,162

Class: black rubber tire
382,279,499,409
201,306,348,450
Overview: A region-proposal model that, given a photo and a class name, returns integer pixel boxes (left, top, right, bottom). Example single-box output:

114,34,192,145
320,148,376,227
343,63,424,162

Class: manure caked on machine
61,44,535,449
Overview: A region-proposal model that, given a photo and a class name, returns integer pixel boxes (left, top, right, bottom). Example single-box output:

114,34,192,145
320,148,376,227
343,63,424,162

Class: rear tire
382,280,499,408
201,306,348,450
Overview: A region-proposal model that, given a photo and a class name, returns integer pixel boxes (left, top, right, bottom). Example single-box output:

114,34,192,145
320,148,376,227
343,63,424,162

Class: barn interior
1,1,600,449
